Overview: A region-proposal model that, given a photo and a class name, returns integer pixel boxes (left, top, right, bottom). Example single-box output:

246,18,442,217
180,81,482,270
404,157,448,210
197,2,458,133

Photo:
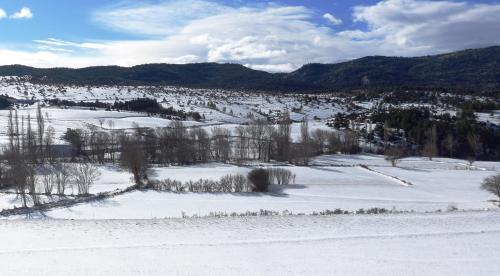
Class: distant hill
1,46,499,92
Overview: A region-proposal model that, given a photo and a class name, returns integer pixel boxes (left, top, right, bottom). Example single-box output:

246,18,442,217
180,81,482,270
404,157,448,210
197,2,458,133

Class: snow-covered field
1,211,499,275
1,78,499,275
0,155,485,219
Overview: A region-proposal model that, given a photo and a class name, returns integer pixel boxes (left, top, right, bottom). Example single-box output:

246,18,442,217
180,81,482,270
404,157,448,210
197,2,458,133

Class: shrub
148,174,249,193
220,174,248,192
247,169,270,192
481,174,500,207
268,168,295,185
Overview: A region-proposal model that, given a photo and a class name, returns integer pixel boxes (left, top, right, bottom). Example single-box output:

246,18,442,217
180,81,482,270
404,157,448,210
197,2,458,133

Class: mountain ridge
1,46,499,92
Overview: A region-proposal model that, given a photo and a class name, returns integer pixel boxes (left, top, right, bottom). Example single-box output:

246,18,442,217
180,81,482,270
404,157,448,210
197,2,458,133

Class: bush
268,168,295,185
148,174,249,193
219,174,248,192
247,169,270,192
481,174,500,207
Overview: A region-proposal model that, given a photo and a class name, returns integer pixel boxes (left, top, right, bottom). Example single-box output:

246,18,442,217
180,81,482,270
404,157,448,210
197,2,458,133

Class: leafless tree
72,163,101,195
268,168,295,185
211,127,232,162
275,110,292,161
299,117,313,165
41,165,55,195
311,129,330,155
44,126,56,161
26,165,39,205
385,146,406,167
423,125,438,160
54,163,71,195
234,126,249,162
467,132,482,165
191,128,211,163
442,134,455,157
36,104,45,160
121,135,149,187
481,174,500,207
248,120,271,161
327,131,342,154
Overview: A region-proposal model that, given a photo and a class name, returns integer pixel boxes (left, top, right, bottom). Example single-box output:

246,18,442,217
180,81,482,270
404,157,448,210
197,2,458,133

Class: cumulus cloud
347,0,500,54
10,7,33,19
1,0,500,72
323,13,342,25
93,0,228,36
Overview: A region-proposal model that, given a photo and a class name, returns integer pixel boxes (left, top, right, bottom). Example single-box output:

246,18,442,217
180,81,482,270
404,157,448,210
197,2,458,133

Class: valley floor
1,210,499,275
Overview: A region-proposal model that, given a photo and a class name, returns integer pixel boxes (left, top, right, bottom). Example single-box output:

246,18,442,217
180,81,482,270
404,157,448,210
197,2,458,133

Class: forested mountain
1,46,499,92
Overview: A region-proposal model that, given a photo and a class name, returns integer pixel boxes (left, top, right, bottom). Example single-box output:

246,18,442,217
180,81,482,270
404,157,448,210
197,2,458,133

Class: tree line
63,110,360,187
0,105,101,207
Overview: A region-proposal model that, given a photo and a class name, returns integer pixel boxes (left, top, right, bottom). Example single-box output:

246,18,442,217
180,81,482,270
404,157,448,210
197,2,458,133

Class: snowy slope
33,155,497,219
1,211,499,275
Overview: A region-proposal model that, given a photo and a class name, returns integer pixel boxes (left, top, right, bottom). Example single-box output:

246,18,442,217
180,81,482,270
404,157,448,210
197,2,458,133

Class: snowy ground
0,165,134,210
1,78,499,275
1,211,499,275
13,155,492,219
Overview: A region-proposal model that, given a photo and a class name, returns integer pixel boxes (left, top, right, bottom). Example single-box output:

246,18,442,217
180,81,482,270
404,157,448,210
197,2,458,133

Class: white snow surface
1,211,499,275
32,155,498,219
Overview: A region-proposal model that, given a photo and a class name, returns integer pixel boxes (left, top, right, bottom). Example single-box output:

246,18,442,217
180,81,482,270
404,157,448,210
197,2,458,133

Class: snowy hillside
0,77,499,276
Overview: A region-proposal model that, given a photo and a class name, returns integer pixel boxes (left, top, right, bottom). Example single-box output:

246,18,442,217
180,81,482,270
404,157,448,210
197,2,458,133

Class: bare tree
41,165,55,195
467,132,482,165
385,146,406,167
480,174,500,207
383,121,391,146
234,126,249,162
72,163,101,195
9,161,28,207
26,165,39,205
54,163,71,195
442,134,455,157
7,109,15,152
276,110,292,161
36,104,45,160
423,125,438,160
121,135,149,187
311,129,329,155
299,117,313,165
248,120,271,161
211,127,232,162
327,131,342,154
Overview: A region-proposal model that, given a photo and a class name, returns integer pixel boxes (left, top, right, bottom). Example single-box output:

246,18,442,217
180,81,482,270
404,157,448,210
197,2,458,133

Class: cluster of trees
149,168,295,193
62,111,360,188
368,107,499,162
113,98,202,120
0,105,101,207
0,95,13,109
49,98,203,121
481,174,500,207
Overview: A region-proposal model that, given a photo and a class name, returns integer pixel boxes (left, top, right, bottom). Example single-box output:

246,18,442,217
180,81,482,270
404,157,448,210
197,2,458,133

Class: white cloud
246,63,295,73
161,54,200,64
349,0,500,54
93,0,228,36
34,38,105,50
10,7,33,19
0,8,7,19
323,13,342,25
1,0,500,72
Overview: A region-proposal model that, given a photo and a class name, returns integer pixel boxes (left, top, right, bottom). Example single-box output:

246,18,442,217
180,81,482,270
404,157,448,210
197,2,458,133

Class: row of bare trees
60,111,360,188
0,106,360,205
0,105,101,207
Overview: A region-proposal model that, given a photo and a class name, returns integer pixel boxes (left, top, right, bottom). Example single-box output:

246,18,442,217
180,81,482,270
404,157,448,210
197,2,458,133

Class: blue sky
1,0,500,71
